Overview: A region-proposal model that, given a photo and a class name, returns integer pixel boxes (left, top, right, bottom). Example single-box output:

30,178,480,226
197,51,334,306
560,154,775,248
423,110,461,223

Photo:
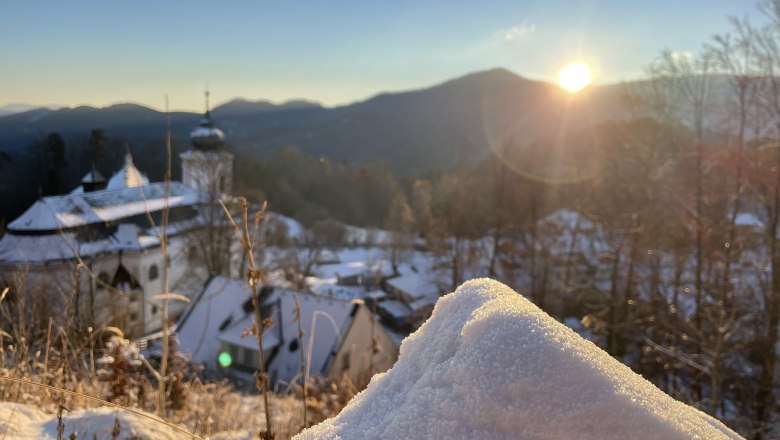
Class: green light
218,352,232,367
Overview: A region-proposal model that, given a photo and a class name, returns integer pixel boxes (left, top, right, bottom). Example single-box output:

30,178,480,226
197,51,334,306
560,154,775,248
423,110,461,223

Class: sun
557,62,592,93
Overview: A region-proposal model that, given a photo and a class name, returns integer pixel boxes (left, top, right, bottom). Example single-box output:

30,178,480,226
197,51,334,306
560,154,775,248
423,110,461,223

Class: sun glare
557,62,592,93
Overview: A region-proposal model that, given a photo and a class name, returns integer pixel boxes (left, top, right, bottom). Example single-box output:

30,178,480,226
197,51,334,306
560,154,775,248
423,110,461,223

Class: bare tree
384,193,415,274
748,19,780,437
650,49,713,338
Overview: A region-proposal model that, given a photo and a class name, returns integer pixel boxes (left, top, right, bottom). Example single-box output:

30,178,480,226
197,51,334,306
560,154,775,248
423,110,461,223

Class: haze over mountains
0,68,631,174
0,103,61,118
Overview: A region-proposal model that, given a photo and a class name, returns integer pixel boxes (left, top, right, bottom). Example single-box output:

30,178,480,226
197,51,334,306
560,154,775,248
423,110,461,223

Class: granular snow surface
295,279,743,440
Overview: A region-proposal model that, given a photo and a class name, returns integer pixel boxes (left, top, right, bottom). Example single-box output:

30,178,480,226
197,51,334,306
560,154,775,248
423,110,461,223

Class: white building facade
0,101,233,338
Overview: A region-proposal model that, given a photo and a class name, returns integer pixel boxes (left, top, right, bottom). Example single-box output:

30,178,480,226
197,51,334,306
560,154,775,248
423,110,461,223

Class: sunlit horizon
0,0,762,112
0,67,616,113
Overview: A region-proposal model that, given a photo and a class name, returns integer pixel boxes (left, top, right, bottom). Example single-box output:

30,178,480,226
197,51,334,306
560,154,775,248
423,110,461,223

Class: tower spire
190,84,224,152
205,82,210,116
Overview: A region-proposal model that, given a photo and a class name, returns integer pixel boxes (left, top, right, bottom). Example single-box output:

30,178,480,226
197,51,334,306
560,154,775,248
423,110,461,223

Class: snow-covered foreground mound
296,279,743,440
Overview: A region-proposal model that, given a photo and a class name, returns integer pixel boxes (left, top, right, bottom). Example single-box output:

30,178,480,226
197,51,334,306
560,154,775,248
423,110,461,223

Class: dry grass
0,352,364,439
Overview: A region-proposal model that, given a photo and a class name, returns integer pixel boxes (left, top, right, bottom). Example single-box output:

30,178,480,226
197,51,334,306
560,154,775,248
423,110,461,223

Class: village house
378,272,440,328
177,276,400,386
299,251,442,333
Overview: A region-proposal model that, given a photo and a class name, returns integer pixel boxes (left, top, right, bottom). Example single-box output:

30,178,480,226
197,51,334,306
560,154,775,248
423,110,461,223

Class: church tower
180,90,233,196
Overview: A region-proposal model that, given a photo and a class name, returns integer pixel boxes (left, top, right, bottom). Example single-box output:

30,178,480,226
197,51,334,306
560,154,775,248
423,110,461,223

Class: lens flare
479,63,603,186
218,352,232,367
557,62,592,92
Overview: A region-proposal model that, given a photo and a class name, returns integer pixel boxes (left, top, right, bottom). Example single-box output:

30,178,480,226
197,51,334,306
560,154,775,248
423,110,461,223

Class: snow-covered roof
69,169,109,194
7,182,199,232
296,279,742,440
81,168,106,183
317,261,365,279
177,277,250,366
107,154,149,190
307,278,366,301
365,290,387,300
217,314,280,351
316,260,393,281
735,212,762,228
378,300,412,320
386,273,439,300
0,233,124,265
178,276,362,383
409,295,437,312
268,288,357,382
0,218,201,264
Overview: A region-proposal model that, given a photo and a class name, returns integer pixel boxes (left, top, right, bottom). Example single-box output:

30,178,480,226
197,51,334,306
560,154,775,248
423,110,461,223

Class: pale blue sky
0,0,765,111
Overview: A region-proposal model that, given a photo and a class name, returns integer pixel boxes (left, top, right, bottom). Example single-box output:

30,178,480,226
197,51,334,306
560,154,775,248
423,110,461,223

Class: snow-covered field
295,279,743,440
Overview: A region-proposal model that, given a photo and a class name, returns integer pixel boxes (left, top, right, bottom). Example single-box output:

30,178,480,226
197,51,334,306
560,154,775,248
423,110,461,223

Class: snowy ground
295,279,743,440
0,389,303,440
3,279,745,439
0,402,214,440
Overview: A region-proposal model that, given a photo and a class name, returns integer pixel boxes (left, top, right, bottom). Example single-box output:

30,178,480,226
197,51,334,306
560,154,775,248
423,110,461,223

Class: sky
0,0,766,112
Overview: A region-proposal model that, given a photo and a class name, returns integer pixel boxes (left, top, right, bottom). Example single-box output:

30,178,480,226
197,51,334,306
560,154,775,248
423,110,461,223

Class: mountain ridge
0,68,628,173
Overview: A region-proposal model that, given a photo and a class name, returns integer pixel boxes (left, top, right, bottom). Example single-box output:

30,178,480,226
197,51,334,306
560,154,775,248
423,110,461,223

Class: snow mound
295,279,742,440
0,402,186,439
0,403,48,439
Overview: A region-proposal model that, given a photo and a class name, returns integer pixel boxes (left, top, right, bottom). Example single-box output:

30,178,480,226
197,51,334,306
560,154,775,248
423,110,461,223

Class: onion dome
190,89,225,151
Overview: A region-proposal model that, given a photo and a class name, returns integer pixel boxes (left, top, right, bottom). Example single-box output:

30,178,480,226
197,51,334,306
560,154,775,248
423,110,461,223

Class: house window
288,339,299,352
152,305,158,315
230,344,240,366
149,264,159,281
242,347,255,366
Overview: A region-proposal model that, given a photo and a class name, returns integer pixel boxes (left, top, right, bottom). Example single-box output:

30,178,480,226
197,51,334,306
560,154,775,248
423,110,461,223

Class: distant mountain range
0,69,637,174
0,103,62,117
